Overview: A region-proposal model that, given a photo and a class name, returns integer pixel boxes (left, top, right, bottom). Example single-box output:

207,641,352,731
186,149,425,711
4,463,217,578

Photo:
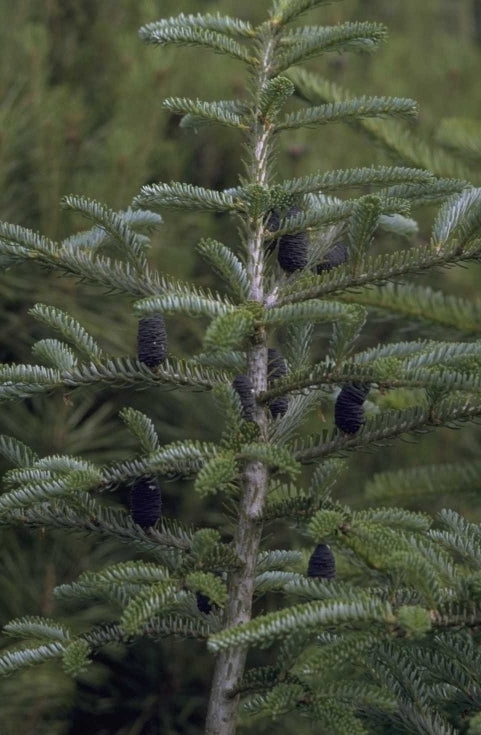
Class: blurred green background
1,0,481,732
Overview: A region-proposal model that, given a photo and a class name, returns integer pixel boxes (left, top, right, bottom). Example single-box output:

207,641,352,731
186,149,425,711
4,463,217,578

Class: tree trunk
204,32,277,735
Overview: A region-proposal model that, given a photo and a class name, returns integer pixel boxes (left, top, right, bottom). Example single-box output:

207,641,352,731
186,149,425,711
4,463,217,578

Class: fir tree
2,1,481,733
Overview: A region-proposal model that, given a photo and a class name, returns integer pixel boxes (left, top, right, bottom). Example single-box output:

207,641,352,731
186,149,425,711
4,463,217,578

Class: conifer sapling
2,1,481,733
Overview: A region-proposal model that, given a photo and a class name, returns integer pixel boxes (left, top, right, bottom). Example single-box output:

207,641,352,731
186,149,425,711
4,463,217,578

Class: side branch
276,240,481,307
292,399,481,464
260,365,481,402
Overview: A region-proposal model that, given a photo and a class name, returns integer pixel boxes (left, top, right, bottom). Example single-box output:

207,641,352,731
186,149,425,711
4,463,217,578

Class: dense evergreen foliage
2,1,481,733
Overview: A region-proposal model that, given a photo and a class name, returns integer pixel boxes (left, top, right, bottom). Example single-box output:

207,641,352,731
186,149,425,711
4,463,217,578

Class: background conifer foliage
3,0,481,733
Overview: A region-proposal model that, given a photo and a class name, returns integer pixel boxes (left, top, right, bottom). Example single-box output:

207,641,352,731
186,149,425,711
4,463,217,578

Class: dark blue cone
267,348,288,418
268,396,289,418
267,348,288,381
307,543,336,580
137,314,167,368
196,592,213,614
334,383,370,434
278,230,309,273
130,476,162,528
316,242,349,273
266,206,309,272
232,375,256,420
342,383,370,405
265,210,281,254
